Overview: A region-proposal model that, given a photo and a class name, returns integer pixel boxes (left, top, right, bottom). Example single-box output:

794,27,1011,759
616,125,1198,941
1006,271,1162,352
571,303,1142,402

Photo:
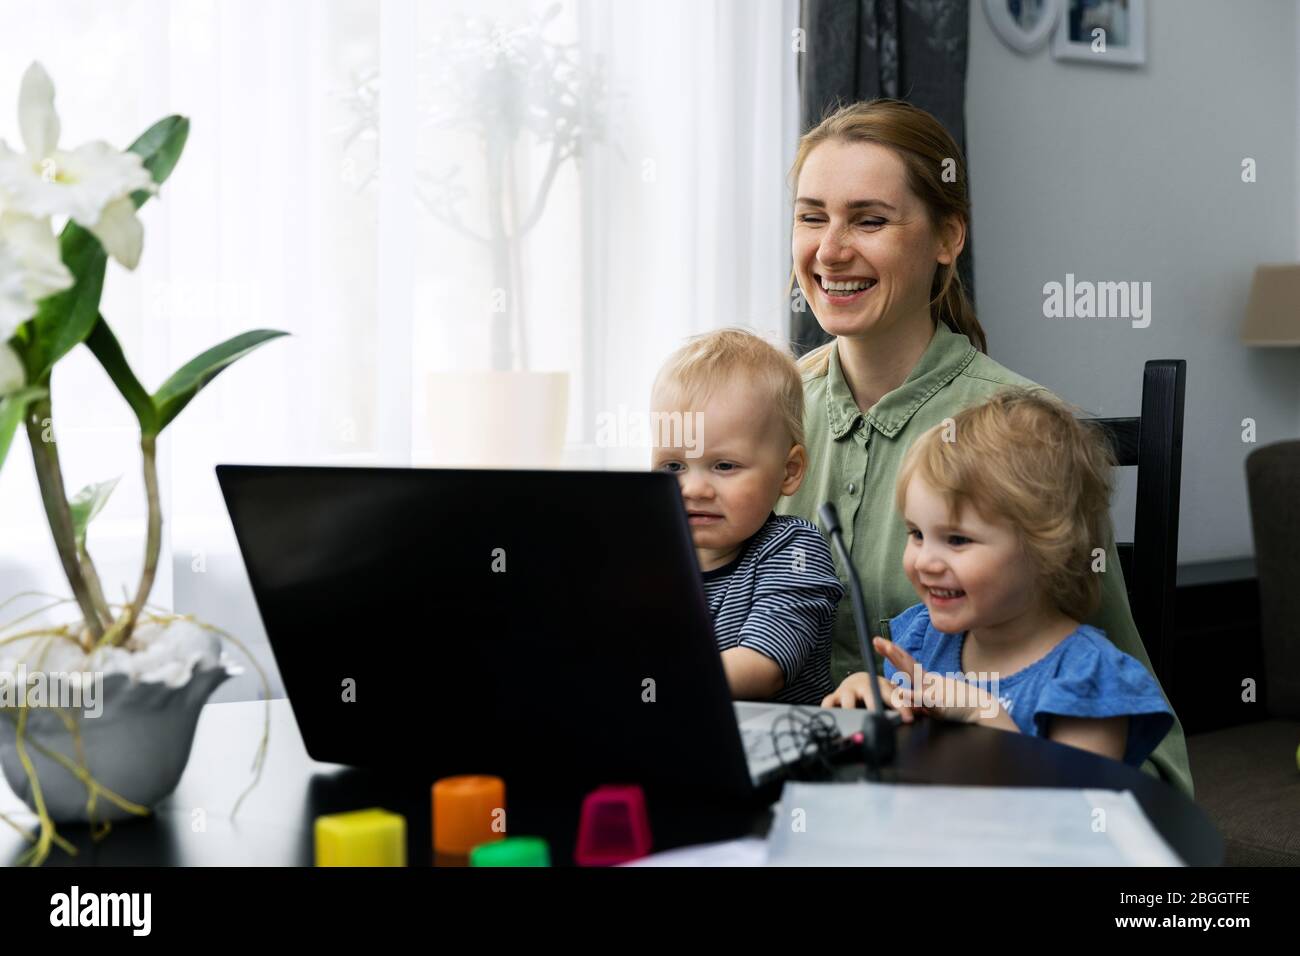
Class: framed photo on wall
1052,0,1146,66
983,0,1061,54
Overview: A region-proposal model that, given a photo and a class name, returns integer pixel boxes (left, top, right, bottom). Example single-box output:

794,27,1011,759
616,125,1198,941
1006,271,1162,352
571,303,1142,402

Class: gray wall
966,0,1300,563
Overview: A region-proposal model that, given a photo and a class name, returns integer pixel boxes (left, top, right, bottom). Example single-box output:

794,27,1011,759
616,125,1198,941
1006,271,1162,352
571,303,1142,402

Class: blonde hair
652,328,805,449
894,389,1116,622
789,99,986,376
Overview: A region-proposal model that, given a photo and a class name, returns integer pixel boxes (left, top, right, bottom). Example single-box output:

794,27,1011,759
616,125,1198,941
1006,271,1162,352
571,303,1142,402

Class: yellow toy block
315,808,407,867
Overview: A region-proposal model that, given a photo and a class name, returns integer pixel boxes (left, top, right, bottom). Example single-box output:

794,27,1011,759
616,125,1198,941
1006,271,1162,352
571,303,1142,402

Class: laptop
216,465,864,806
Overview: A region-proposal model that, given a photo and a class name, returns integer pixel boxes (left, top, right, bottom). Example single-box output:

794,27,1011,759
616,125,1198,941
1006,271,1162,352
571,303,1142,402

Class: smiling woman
774,99,1195,799
789,100,986,370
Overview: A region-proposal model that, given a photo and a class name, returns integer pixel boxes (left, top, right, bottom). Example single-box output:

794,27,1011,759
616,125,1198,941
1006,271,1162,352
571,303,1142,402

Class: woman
775,99,1192,798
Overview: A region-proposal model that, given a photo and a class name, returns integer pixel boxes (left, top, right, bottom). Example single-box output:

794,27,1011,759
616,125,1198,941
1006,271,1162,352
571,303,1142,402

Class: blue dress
883,603,1175,767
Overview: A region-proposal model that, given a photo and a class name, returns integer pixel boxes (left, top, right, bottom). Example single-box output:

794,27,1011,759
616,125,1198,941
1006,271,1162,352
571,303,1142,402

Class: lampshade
1242,264,1300,346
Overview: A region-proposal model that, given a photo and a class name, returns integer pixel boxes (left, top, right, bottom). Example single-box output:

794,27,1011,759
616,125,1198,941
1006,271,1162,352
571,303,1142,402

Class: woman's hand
821,666,917,722
872,636,1010,727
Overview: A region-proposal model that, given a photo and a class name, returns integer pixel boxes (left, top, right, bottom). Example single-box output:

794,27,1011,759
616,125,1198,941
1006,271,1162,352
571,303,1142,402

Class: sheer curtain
0,0,799,701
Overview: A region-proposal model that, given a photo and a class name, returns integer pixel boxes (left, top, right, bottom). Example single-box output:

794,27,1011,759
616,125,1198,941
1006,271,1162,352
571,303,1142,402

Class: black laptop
216,465,823,813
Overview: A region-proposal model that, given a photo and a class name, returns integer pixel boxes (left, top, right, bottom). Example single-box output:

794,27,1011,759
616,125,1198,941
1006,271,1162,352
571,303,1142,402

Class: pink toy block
574,785,652,865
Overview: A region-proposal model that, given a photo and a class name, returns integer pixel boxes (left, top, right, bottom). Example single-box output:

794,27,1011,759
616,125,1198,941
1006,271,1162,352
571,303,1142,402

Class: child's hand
872,636,1002,725
821,670,917,722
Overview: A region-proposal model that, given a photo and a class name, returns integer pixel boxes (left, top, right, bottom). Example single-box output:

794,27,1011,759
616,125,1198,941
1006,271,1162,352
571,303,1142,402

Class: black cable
767,706,844,780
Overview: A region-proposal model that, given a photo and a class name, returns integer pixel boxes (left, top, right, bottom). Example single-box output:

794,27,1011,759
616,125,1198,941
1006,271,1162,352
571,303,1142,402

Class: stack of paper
765,782,1183,866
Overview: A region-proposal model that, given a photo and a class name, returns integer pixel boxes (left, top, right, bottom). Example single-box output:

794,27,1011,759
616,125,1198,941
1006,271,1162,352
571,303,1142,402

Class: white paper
622,836,769,867
765,782,1184,867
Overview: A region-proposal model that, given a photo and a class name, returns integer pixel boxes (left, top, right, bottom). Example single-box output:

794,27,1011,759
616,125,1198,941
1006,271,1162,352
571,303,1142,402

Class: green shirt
776,322,1194,798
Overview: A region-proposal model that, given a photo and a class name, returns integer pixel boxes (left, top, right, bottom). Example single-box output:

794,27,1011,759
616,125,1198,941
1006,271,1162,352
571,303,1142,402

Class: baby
824,388,1174,766
650,328,842,705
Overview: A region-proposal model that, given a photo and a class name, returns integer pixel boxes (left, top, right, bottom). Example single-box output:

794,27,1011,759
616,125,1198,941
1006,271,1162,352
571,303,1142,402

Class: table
0,699,1223,866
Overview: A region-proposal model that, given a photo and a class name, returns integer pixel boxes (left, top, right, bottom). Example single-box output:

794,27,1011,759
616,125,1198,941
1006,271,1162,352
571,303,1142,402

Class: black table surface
0,699,1223,866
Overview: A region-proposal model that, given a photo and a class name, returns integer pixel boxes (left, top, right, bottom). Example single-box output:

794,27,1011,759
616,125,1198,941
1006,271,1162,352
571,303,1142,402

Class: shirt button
847,482,856,494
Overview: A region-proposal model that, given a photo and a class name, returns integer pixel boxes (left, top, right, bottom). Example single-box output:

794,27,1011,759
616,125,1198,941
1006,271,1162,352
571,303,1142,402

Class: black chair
1083,359,1187,695
1186,440,1300,865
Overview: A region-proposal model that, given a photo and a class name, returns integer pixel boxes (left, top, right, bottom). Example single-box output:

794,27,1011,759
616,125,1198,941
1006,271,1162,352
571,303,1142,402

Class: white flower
0,240,28,341
0,341,22,396
0,62,155,269
2,211,70,298
0,206,73,339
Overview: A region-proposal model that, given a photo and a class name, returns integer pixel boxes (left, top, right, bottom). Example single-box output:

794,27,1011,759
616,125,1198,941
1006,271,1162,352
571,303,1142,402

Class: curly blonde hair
895,388,1116,621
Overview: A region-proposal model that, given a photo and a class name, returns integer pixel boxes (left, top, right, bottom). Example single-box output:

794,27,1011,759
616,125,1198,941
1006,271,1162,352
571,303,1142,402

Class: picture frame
983,0,1061,54
1052,0,1146,67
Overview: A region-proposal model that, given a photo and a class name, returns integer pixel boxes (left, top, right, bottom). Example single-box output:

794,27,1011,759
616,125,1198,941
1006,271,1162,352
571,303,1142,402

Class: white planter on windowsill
427,370,570,468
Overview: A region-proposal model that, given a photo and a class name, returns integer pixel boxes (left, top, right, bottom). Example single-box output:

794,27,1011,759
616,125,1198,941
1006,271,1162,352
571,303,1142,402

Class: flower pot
0,617,236,824
427,370,570,468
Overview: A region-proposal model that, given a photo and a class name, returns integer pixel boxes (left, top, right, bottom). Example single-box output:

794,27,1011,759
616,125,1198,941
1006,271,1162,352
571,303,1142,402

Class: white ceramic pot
427,370,570,468
0,618,236,823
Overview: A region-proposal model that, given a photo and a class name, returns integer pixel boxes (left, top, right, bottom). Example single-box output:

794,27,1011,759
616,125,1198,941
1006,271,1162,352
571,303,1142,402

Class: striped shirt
701,514,843,705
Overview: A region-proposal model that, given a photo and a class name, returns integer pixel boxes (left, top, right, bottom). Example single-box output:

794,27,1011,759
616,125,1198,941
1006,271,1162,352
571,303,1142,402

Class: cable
767,706,845,781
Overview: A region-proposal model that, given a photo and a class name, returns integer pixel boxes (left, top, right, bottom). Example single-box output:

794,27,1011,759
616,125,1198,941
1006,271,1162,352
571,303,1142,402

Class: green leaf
68,477,121,550
24,227,107,380
0,386,47,476
153,330,289,434
126,115,190,209
85,315,158,434
24,114,190,381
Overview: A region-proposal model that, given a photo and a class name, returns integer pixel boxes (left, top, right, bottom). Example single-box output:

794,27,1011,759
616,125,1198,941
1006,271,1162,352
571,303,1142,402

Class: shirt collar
823,322,978,440
699,511,774,581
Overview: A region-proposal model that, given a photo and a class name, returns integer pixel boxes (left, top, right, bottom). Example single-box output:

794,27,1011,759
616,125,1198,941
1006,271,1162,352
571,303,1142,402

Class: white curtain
0,0,799,701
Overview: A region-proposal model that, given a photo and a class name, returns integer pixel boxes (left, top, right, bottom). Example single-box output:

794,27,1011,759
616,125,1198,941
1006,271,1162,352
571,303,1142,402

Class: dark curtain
791,0,973,356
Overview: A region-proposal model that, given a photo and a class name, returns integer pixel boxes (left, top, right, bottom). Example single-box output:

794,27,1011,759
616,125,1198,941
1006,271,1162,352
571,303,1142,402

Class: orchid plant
0,62,286,653
0,62,282,865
